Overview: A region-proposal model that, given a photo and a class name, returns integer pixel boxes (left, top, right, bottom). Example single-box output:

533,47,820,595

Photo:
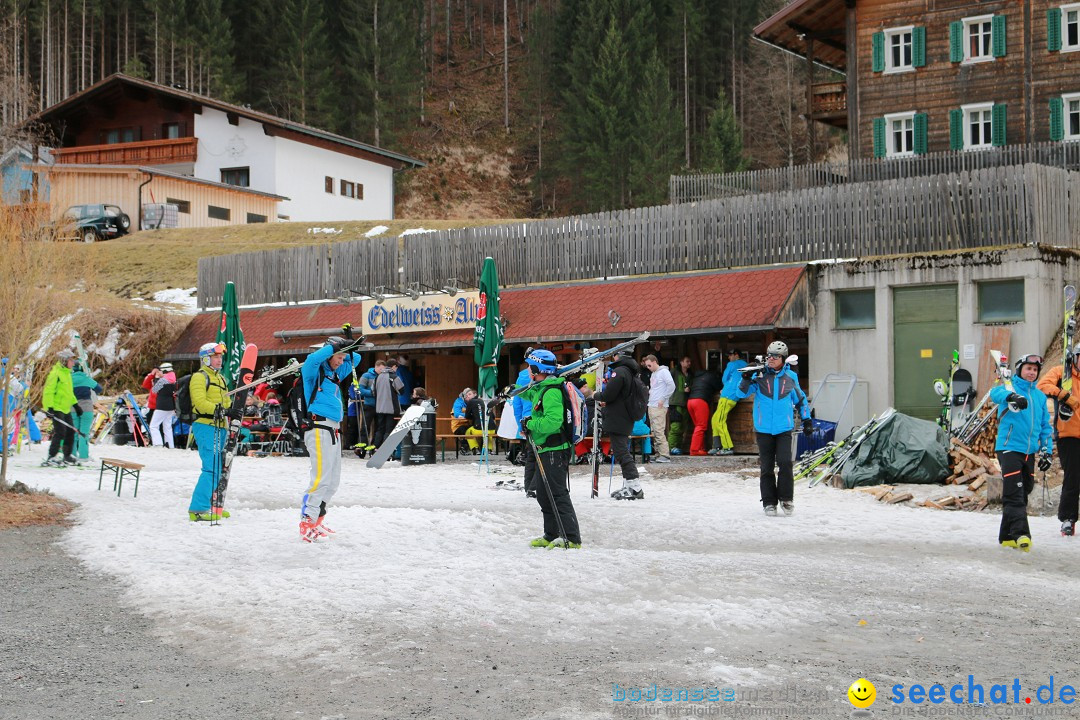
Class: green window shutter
992,15,1007,57
914,113,929,155
873,117,887,157
872,32,885,72
1051,97,1065,141
913,27,927,67
992,103,1007,146
949,109,964,150
949,21,964,62
1049,8,1063,52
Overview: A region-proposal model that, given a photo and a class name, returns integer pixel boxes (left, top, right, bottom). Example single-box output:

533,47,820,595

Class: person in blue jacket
990,353,1053,552
735,341,812,517
709,349,747,455
299,334,363,543
356,364,378,452
511,363,533,470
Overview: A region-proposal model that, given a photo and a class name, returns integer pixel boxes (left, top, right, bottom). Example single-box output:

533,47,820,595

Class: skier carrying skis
520,349,582,549
735,341,812,517
299,335,363,542
992,354,1053,551
188,342,233,521
593,351,645,500
1037,350,1080,536
709,349,745,456
41,349,80,467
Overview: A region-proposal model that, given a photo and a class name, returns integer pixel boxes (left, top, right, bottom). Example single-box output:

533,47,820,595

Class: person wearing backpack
147,362,177,448
594,351,647,500
735,341,812,517
188,342,234,521
299,335,363,542
520,349,581,549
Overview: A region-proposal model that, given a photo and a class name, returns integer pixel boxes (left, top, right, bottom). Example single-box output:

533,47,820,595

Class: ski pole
46,411,89,439
523,428,569,547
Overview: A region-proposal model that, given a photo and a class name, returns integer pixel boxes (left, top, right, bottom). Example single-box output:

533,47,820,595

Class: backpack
623,370,649,421
175,371,211,424
536,381,589,445
287,366,324,433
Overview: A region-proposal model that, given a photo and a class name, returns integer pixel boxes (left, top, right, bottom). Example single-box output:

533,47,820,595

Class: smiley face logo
848,678,876,708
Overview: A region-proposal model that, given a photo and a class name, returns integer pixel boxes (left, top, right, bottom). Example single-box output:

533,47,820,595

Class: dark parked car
58,203,131,243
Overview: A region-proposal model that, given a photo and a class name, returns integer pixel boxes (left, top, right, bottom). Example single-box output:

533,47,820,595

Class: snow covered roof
169,266,807,360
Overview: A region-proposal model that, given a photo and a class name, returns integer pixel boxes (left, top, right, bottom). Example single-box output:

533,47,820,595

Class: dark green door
893,285,958,421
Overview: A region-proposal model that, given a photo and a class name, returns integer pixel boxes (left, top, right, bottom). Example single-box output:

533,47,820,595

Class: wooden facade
44,166,280,229
755,0,1080,160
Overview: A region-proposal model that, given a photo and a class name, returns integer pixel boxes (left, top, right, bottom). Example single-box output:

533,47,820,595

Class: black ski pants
1058,437,1080,523
609,433,639,480
525,447,580,544
47,410,75,459
372,412,396,449
998,451,1034,543
756,431,794,508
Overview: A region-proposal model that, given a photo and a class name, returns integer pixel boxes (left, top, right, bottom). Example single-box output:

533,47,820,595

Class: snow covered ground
10,445,1080,718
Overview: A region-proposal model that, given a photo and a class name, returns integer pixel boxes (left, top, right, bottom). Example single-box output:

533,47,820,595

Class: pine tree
697,88,747,173
629,50,682,206
274,0,334,126
191,0,238,99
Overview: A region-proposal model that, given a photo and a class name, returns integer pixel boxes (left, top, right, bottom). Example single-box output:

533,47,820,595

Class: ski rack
503,332,651,399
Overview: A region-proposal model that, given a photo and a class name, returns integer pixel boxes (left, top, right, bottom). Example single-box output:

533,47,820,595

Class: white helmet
767,341,788,357
199,342,225,366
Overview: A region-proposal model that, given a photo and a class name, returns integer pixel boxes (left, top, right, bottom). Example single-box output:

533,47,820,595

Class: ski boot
211,507,231,519
719,448,735,456
781,500,795,517
764,505,778,517
547,537,581,549
1000,539,1018,549
1017,535,1032,552
707,439,721,456
1062,520,1076,537
62,455,80,466
40,455,64,468
314,515,335,538
352,443,367,459
670,448,683,456
299,515,320,543
611,487,644,500
529,536,552,548
188,511,222,522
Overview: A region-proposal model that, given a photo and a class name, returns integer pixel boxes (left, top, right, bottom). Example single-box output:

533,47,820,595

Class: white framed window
962,102,994,149
1065,93,1080,140
885,111,916,156
1064,4,1080,51
964,15,994,62
885,26,914,72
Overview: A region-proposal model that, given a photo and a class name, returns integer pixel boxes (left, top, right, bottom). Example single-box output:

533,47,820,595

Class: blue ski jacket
990,376,1053,455
734,365,810,435
720,358,747,401
511,367,533,424
357,368,377,407
302,344,361,423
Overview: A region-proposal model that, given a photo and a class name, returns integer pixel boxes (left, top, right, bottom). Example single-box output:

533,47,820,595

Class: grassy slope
75,218,518,299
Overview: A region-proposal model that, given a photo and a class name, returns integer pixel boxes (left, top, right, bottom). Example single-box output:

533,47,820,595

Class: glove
1005,392,1028,411
802,418,814,437
519,416,531,437
224,406,243,421
341,323,354,340
1038,452,1053,473
1061,391,1080,411
738,378,752,393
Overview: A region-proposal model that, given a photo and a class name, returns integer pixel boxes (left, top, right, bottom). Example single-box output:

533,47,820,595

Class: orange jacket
1036,365,1080,439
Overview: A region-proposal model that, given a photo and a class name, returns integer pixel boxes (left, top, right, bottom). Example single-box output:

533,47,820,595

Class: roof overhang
37,163,288,200
753,0,848,73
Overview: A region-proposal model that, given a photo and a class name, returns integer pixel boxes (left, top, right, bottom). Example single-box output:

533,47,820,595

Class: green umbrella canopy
216,281,246,389
473,258,503,399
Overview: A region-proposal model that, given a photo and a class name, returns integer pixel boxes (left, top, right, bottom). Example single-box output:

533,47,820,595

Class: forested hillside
0,0,833,217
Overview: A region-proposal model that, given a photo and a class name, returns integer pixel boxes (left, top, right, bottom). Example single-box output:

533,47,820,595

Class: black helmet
1014,353,1043,374
327,336,352,353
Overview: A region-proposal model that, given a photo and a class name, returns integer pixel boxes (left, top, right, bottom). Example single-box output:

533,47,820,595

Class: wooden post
845,0,859,161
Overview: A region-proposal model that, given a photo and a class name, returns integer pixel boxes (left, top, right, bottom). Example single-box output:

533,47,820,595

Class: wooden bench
98,457,146,497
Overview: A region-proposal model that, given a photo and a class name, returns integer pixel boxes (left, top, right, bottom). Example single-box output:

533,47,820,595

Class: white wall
808,247,1080,415
192,107,395,221
273,136,394,221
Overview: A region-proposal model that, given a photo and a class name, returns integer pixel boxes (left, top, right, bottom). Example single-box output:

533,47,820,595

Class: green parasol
216,281,246,389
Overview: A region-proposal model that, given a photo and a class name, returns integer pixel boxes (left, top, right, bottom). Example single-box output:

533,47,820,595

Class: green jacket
42,362,77,413
670,367,689,406
190,366,230,428
522,377,571,453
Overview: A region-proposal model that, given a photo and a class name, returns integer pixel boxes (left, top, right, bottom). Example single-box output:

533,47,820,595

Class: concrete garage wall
808,247,1080,416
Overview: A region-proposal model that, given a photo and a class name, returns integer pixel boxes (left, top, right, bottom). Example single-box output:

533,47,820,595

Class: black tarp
841,412,950,488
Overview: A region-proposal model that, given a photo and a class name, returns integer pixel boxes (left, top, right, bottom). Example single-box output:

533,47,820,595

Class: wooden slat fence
670,141,1080,204
198,164,1076,309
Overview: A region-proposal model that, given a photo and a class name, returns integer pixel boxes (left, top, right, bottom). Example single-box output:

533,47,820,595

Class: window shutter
992,15,1007,57
992,104,1007,146
949,21,964,62
949,109,964,150
1048,8,1063,52
913,27,927,67
873,117,887,158
1050,97,1065,141
872,32,885,72
914,113,929,155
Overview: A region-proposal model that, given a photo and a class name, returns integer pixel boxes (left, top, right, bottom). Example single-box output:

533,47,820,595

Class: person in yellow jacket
188,342,235,521
41,349,79,467
1037,358,1080,536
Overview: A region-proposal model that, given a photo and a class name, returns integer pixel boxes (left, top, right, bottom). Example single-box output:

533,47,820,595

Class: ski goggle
1016,354,1042,366
199,342,226,358
766,352,784,359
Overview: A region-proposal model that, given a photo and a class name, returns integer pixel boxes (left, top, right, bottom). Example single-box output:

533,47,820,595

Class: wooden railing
197,163,1080,310
52,137,198,166
810,81,846,117
670,141,1080,203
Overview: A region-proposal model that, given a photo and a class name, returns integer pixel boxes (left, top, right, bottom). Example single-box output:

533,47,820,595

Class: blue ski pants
190,422,227,512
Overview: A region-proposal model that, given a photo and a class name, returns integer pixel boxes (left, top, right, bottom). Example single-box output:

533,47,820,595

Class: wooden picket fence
197,163,1078,309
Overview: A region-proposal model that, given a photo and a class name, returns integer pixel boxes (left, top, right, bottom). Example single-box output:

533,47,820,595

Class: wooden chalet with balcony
754,0,1080,161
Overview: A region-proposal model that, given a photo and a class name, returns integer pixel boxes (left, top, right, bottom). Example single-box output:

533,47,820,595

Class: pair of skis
794,408,896,488
209,344,259,524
